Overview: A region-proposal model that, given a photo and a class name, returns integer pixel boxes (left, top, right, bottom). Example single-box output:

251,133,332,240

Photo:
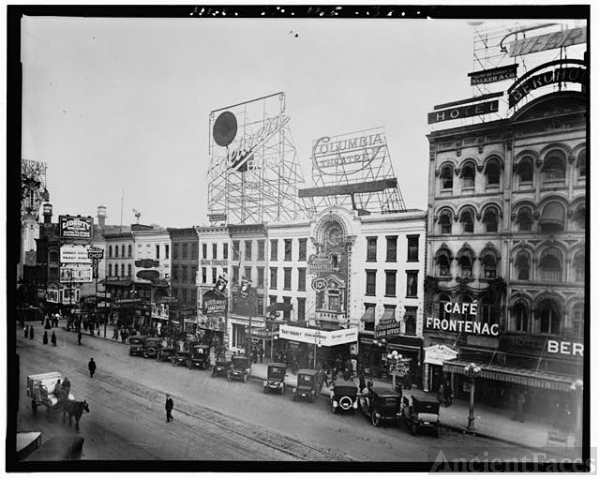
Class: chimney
97,205,107,229
42,203,53,224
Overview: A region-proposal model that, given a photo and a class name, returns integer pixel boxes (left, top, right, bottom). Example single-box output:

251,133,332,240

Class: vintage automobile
292,369,319,403
263,363,287,395
187,344,211,370
156,346,175,362
227,356,252,383
401,395,440,437
329,378,359,414
212,359,232,378
359,386,402,427
128,335,147,357
171,350,191,367
143,337,163,359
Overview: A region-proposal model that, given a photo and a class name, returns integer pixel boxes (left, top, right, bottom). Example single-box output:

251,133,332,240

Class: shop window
440,165,453,190
297,298,306,322
461,164,475,189
515,253,530,280
385,270,397,297
577,149,586,178
284,239,292,261
386,236,397,262
574,253,585,282
407,235,419,262
298,268,306,291
257,267,264,287
483,209,499,233
439,294,451,321
482,255,497,279
542,152,566,182
283,268,292,290
405,270,418,298
517,157,533,184
459,256,472,278
439,212,452,234
512,303,529,332
572,304,584,340
540,254,562,282
233,241,240,261
223,243,229,260
366,270,376,296
270,239,278,261
485,160,501,186
516,207,533,232
298,239,307,261
404,307,417,336
367,237,377,262
460,210,474,233
539,299,561,335
270,267,278,289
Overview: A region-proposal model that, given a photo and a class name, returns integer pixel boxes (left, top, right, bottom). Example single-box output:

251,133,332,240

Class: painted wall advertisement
60,265,93,283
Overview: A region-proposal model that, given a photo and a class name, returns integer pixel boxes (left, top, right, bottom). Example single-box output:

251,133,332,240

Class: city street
16,325,541,463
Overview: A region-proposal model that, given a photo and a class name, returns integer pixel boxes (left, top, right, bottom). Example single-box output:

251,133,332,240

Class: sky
20,8,589,229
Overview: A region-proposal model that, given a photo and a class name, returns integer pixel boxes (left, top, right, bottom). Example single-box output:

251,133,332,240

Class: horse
61,400,90,432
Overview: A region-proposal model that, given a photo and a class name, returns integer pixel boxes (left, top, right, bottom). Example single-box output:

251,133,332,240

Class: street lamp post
464,362,481,432
313,330,322,370
570,379,583,449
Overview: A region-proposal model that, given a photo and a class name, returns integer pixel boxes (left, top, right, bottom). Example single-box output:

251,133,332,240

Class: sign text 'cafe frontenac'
425,301,500,337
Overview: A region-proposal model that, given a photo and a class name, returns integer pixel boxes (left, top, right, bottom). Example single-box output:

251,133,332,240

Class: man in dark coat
78,330,83,346
88,358,97,378
42,331,48,345
29,326,35,340
51,331,57,347
165,394,174,422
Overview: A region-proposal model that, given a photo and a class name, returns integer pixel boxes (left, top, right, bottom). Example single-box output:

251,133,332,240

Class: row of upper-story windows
174,243,197,260
509,299,584,339
200,242,227,260
364,269,419,298
366,235,420,262
108,244,132,258
107,263,132,278
172,264,198,283
107,243,170,260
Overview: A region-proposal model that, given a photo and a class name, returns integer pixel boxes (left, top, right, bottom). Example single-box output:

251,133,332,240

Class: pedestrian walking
78,330,83,346
51,331,57,347
513,390,526,423
437,383,445,406
258,343,264,364
404,370,413,390
24,325,29,338
165,394,174,422
88,358,97,378
42,331,48,345
29,326,35,340
62,377,71,401
443,378,453,407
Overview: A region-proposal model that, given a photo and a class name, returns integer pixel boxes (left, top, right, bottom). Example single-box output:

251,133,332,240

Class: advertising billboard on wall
60,244,92,263
59,215,93,239
60,265,93,283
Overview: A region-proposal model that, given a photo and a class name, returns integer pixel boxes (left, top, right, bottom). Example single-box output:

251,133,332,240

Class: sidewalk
65,327,573,452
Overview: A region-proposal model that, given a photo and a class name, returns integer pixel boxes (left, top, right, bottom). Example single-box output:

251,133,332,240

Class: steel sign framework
207,92,311,225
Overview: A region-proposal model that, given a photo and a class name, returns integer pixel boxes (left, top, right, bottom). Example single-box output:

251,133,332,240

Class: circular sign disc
213,111,237,147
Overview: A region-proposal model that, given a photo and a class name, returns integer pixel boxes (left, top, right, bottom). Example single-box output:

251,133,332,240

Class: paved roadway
15,328,541,463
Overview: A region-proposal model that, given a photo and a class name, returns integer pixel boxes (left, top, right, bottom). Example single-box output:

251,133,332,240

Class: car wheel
371,411,380,427
410,423,417,436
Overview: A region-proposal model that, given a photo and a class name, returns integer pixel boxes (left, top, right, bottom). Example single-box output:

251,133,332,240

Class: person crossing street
88,358,97,378
165,394,174,422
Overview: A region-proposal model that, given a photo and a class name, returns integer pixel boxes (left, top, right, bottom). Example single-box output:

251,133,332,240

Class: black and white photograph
7,3,592,473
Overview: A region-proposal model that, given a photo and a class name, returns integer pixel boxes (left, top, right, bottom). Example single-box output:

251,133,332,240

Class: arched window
577,149,586,178
460,209,474,233
540,253,562,282
439,212,452,234
574,205,585,230
437,253,451,277
539,202,565,233
440,165,453,190
516,207,533,232
480,294,495,324
482,254,497,279
574,252,585,282
121,245,126,257
572,303,584,339
539,299,561,335
108,245,113,258
459,255,472,278
439,294,451,321
517,157,533,184
461,294,473,321
49,250,59,263
114,245,119,258
515,252,530,280
542,151,566,182
128,245,132,257
461,164,475,189
485,160,501,186
512,302,529,332
483,208,499,233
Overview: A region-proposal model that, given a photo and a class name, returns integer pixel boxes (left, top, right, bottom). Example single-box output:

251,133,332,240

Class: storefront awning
539,202,565,226
361,307,375,323
380,308,395,321
105,280,133,287
443,360,575,392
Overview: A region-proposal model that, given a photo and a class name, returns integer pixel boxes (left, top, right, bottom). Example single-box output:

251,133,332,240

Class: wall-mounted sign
159,296,179,304
60,244,92,264
547,340,583,357
425,301,499,336
202,289,227,314
508,66,587,108
105,276,132,282
428,100,499,124
375,319,402,339
59,215,93,239
135,259,160,268
313,132,384,177
311,277,328,292
509,27,586,57
137,270,160,281
60,265,92,283
308,253,338,273
278,324,358,347
88,248,104,260
208,213,227,223
423,344,458,366
115,298,142,305
200,259,229,266
468,64,518,85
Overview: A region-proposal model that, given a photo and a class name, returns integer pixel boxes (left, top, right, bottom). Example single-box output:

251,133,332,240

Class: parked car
293,369,319,403
156,346,175,362
129,336,147,356
330,378,359,414
187,344,211,370
263,363,287,395
227,356,252,383
359,386,402,427
143,337,163,359
400,395,440,437
212,359,232,378
171,350,191,367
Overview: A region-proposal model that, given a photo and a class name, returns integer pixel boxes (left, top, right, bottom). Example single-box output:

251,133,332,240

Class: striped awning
442,360,575,392
361,307,375,323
